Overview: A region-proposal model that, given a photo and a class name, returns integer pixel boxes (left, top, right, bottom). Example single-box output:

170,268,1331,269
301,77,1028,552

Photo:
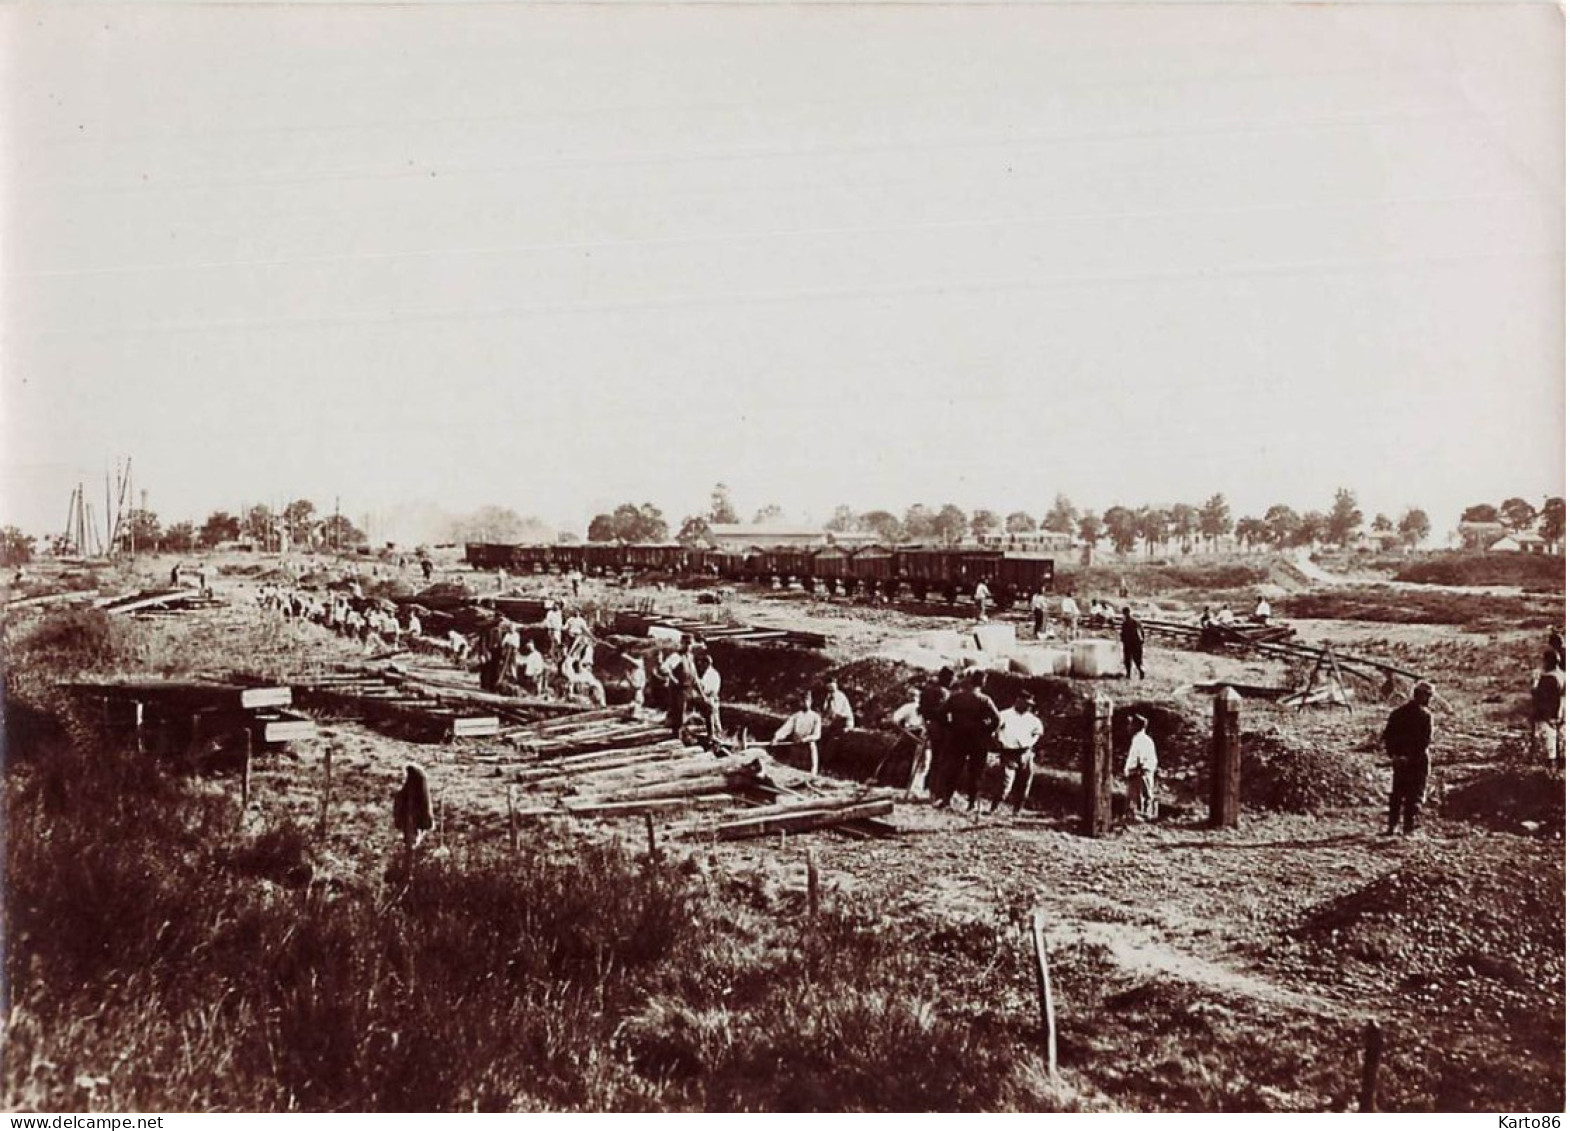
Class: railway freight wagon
465,542,1052,606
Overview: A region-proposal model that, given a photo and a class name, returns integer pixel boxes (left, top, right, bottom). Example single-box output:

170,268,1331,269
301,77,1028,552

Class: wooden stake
507,785,519,851
1082,695,1113,837
319,743,334,838
806,847,820,918
1209,688,1241,829
239,728,252,829
644,811,659,861
131,700,144,755
1030,909,1059,1080
1359,1020,1383,1112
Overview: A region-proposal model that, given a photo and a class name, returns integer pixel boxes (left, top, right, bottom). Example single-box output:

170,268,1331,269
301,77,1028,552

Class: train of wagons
464,542,1055,607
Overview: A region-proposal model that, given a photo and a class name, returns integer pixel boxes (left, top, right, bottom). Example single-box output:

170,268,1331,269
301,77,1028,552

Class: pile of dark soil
1443,766,1566,834
704,640,837,712
1395,552,1565,592
1239,728,1383,813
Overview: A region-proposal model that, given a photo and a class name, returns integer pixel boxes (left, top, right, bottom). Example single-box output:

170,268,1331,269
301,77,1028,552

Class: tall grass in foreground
4,718,1047,1111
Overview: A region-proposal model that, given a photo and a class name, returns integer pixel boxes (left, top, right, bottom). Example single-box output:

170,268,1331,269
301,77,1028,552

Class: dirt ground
11,550,1565,1111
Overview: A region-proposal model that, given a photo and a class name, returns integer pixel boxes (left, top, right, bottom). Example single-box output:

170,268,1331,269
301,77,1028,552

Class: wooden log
578,768,756,805
1030,909,1059,1080
449,716,501,739
806,847,820,918
513,742,691,786
711,799,894,841
4,588,99,610
564,793,734,818
239,729,252,829
319,743,334,837
1082,695,1113,838
255,711,317,743
1209,687,1241,829
507,785,519,850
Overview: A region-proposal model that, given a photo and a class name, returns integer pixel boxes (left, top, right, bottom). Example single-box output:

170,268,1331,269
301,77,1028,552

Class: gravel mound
1240,728,1384,813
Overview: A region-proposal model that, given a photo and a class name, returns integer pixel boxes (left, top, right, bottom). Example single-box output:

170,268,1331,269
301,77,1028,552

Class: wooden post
1029,910,1059,1080
1359,1020,1383,1112
131,700,144,755
806,847,820,918
507,785,519,851
1210,687,1242,829
239,729,252,829
644,811,659,861
319,743,334,838
1081,695,1113,837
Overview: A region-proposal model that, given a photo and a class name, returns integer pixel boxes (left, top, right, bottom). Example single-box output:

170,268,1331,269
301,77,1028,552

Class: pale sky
2,2,1563,544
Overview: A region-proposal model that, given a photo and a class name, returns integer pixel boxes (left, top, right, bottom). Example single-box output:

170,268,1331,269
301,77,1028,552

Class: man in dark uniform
1120,606,1146,680
918,667,956,799
939,670,1001,811
1383,680,1434,836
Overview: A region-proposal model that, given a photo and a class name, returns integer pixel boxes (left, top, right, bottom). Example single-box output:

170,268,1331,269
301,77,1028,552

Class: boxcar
755,546,817,590
811,545,854,594
898,548,1003,601
848,544,897,597
993,554,1055,606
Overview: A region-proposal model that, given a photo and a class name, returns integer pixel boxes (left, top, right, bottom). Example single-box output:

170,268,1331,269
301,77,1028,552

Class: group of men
768,679,856,775
256,582,411,650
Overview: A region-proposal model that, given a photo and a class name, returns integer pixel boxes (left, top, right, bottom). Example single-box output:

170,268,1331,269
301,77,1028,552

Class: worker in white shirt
564,609,589,647
1060,592,1081,642
1124,714,1159,821
993,693,1044,815
661,637,699,737
822,679,855,740
890,688,928,796
1253,596,1272,624
974,580,992,622
542,602,564,655
773,692,824,776
1030,588,1052,639
520,640,548,697
694,651,723,742
623,652,649,718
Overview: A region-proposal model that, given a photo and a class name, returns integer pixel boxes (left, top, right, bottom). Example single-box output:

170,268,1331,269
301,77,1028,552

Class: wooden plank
449,716,501,738
563,793,736,818
711,800,895,840
239,686,293,710
4,588,99,610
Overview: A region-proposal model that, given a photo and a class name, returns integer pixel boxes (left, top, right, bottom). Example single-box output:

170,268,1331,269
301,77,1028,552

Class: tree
1,526,35,566
824,505,858,533
199,511,241,548
902,504,936,542
1077,512,1103,550
117,508,161,553
599,502,669,543
1198,493,1232,551
1500,497,1538,532
1461,503,1501,525
164,521,197,554
320,514,365,549
1263,504,1301,549
1540,497,1565,553
1102,506,1138,555
1042,493,1078,535
676,515,712,547
1134,507,1169,557
283,499,317,546
1004,511,1038,534
1397,508,1430,549
708,483,739,525
932,504,968,546
1169,503,1199,554
753,503,785,525
587,514,618,543
1326,488,1363,547
970,509,1001,541
1296,511,1328,548
1371,513,1394,533
861,510,902,544
1235,516,1268,551
241,504,276,548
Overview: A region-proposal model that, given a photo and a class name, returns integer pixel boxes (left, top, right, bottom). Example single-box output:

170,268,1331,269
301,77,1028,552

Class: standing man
1029,588,1051,639
1120,606,1146,680
564,607,590,651
662,637,698,738
940,670,1001,811
695,651,723,743
1124,714,1159,821
822,679,855,766
1530,650,1565,770
993,692,1044,815
1060,591,1081,641
542,601,564,656
919,667,956,800
420,557,435,582
1382,681,1435,836
974,579,992,622
772,692,824,776
520,639,548,697
890,688,928,796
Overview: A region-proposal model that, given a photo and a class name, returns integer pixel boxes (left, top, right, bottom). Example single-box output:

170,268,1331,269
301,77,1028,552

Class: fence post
644,811,659,861
1210,687,1242,829
507,784,519,851
319,742,334,838
239,728,252,830
1359,1020,1383,1111
806,847,820,919
1082,695,1113,837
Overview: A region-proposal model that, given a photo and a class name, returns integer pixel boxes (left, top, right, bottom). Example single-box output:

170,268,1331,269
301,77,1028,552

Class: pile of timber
495,712,898,839
95,587,223,616
1143,617,1426,685
612,611,828,649
66,679,314,744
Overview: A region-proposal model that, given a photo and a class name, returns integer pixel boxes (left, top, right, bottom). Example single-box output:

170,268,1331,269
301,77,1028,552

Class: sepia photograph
1,0,1564,1114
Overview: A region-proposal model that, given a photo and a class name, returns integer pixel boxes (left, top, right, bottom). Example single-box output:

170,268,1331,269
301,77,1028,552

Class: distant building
979,531,1075,552
1488,532,1550,555
1457,521,1508,551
